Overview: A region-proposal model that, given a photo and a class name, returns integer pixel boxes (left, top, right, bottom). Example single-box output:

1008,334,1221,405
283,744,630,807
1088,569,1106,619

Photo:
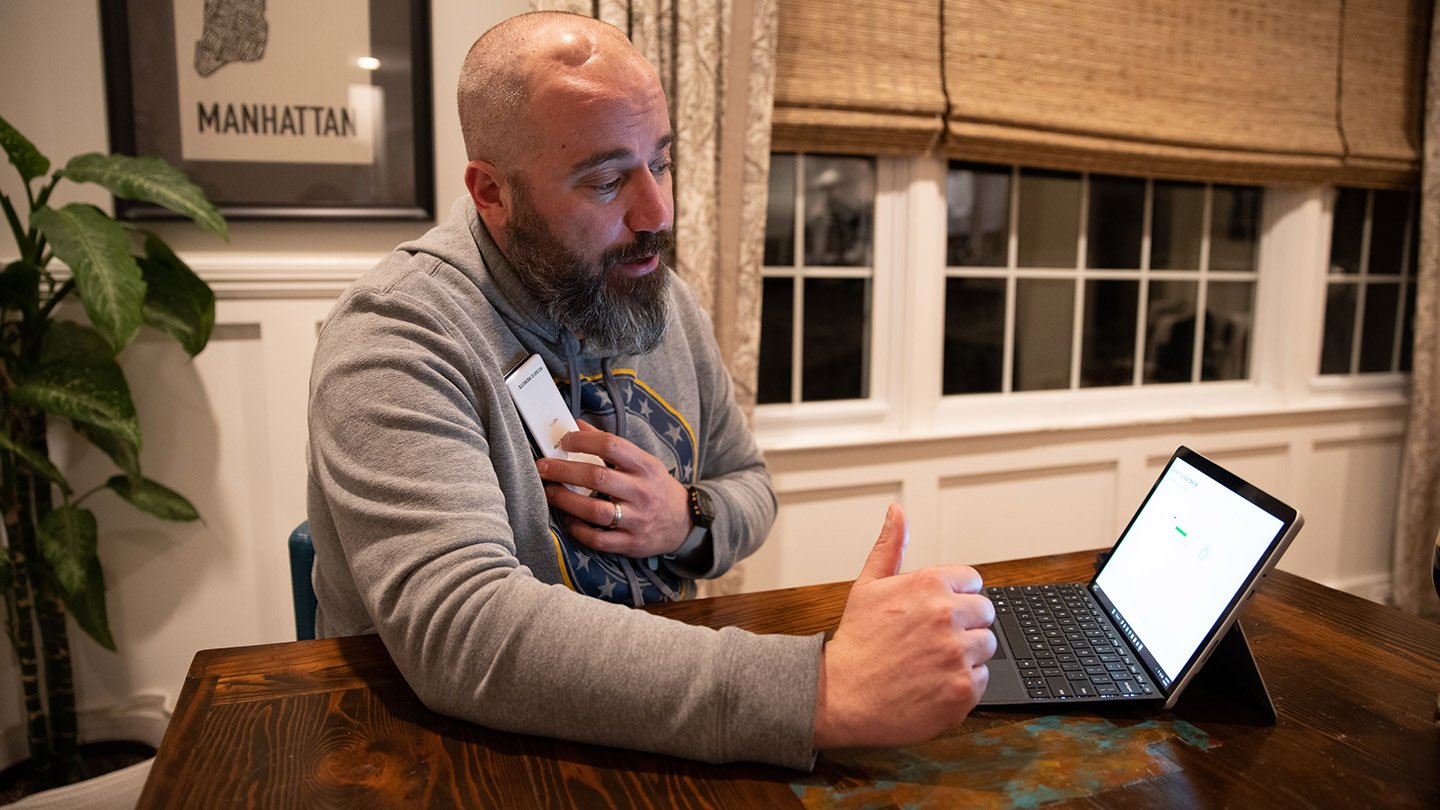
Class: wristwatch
667,485,715,559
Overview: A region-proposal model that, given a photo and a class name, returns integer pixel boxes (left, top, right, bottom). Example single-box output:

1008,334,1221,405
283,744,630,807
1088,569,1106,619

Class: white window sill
754,381,1409,454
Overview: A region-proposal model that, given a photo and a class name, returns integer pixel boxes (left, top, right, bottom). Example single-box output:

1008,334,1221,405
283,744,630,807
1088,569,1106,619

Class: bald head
457,12,661,171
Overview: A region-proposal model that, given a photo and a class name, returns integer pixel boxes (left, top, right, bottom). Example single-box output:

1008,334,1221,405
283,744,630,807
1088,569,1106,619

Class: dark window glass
1358,282,1400,373
1329,187,1366,275
803,156,874,267
764,154,796,267
1017,170,1081,268
1152,181,1204,270
1406,202,1419,278
801,278,869,400
1209,185,1260,272
947,162,1010,267
943,277,1006,394
1013,278,1074,391
1367,190,1408,276
1201,282,1253,381
1400,283,1415,372
1080,280,1138,387
757,277,794,403
1086,176,1145,269
1319,285,1357,374
1145,281,1198,383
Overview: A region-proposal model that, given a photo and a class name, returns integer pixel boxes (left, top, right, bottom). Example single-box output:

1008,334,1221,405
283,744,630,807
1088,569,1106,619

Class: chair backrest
288,521,317,640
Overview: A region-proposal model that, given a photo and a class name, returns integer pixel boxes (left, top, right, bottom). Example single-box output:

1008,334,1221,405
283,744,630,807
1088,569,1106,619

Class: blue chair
288,521,317,640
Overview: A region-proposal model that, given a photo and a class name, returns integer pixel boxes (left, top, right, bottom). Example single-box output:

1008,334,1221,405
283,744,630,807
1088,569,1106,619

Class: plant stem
0,193,26,252
1,449,54,787
38,280,73,322
23,425,84,785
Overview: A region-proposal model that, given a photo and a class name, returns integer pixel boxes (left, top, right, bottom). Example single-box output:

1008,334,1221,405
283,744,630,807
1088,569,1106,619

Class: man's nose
624,169,673,235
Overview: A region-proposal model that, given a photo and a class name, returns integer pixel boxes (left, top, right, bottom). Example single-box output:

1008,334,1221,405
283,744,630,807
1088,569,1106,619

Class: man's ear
465,159,509,235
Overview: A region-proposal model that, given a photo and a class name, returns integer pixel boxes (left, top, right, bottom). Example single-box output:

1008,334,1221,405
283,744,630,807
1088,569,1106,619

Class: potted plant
0,113,225,800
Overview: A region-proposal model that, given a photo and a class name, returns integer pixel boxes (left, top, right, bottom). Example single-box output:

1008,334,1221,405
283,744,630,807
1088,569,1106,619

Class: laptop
979,445,1303,709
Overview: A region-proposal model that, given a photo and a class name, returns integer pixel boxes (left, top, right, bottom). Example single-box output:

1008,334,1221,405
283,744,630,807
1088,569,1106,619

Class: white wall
0,0,1410,743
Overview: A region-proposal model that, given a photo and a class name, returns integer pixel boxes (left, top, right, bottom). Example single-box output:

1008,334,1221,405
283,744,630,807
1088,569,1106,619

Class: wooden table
137,550,1440,808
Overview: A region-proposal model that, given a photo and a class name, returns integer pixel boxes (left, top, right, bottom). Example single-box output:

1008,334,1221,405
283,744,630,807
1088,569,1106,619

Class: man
306,11,995,770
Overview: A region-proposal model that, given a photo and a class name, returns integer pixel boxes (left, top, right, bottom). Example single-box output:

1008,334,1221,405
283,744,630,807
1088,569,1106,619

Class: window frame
751,157,1410,451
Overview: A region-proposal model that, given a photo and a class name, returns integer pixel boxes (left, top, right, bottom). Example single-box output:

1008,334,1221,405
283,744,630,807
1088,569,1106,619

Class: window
1319,187,1418,375
758,154,876,404
752,151,1410,444
944,164,1261,395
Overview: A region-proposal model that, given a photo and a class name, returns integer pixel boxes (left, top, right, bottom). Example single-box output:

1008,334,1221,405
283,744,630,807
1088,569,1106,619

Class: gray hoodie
306,198,823,768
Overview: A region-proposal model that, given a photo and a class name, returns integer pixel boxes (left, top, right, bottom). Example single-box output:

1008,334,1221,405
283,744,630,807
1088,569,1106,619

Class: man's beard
503,183,673,357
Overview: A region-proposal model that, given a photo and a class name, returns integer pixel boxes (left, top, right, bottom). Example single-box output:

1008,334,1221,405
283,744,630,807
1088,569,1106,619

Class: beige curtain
1392,4,1440,618
535,1,780,595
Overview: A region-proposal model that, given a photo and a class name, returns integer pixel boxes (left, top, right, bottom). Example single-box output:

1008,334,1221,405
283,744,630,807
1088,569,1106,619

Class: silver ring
608,502,623,530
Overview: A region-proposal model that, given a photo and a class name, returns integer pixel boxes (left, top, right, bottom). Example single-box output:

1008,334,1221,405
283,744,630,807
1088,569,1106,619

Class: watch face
691,486,716,526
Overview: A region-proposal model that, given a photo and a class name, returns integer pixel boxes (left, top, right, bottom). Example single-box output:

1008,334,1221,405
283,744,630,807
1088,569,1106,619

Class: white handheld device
503,354,604,496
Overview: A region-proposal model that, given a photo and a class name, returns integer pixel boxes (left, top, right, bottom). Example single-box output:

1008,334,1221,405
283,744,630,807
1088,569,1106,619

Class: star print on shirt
548,369,699,606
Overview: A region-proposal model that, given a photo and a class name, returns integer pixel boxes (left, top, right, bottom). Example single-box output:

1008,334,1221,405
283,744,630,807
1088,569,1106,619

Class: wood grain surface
136,551,1440,809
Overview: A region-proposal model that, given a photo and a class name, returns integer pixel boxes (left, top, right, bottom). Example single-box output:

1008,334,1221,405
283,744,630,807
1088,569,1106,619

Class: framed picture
100,0,434,220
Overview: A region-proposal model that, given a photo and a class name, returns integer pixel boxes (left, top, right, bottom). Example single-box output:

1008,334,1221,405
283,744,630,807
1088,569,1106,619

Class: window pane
1152,181,1204,270
757,277,794,403
1013,278,1074,391
802,278,869,400
1086,175,1144,269
1367,190,1408,276
804,156,874,267
764,154,796,266
1358,282,1400,373
1144,281,1197,383
1400,283,1415,372
943,277,1005,394
1209,185,1260,272
1017,170,1080,267
1081,280,1138,387
1201,282,1253,381
1319,284,1357,374
1405,202,1419,278
1329,187,1366,275
947,162,1010,267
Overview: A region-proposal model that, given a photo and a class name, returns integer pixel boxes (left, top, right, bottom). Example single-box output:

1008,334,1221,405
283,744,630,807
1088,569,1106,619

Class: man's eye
593,178,621,194
652,161,673,177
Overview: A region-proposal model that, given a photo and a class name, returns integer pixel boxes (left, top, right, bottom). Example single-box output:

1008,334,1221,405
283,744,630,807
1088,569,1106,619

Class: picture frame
100,0,434,221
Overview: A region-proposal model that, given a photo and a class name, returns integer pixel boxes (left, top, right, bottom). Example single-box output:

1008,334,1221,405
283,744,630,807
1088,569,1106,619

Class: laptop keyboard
986,583,1155,701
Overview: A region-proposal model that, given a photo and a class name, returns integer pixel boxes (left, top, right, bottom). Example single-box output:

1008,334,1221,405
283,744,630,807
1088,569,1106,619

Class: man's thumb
857,504,907,582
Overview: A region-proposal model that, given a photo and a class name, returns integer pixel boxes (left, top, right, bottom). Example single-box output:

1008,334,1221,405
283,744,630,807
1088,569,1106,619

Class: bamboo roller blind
772,0,1428,187
770,0,946,154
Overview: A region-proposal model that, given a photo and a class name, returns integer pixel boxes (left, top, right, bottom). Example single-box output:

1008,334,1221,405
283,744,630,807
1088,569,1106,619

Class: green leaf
0,113,51,183
139,236,215,357
0,260,41,317
31,203,146,353
105,475,200,522
12,322,142,453
0,431,72,495
38,505,96,598
74,421,140,481
59,555,113,652
62,153,227,240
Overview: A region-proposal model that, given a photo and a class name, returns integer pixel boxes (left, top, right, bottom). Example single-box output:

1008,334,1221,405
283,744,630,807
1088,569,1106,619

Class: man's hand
812,504,996,750
536,420,692,558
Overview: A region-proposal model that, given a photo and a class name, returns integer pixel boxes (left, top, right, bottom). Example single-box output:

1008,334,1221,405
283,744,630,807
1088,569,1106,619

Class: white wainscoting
757,411,1406,597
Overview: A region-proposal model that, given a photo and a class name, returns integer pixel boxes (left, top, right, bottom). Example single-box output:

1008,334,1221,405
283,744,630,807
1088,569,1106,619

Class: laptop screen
1089,450,1293,694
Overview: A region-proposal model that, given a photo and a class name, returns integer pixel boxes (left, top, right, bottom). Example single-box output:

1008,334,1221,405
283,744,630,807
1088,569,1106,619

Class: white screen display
1094,457,1283,684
